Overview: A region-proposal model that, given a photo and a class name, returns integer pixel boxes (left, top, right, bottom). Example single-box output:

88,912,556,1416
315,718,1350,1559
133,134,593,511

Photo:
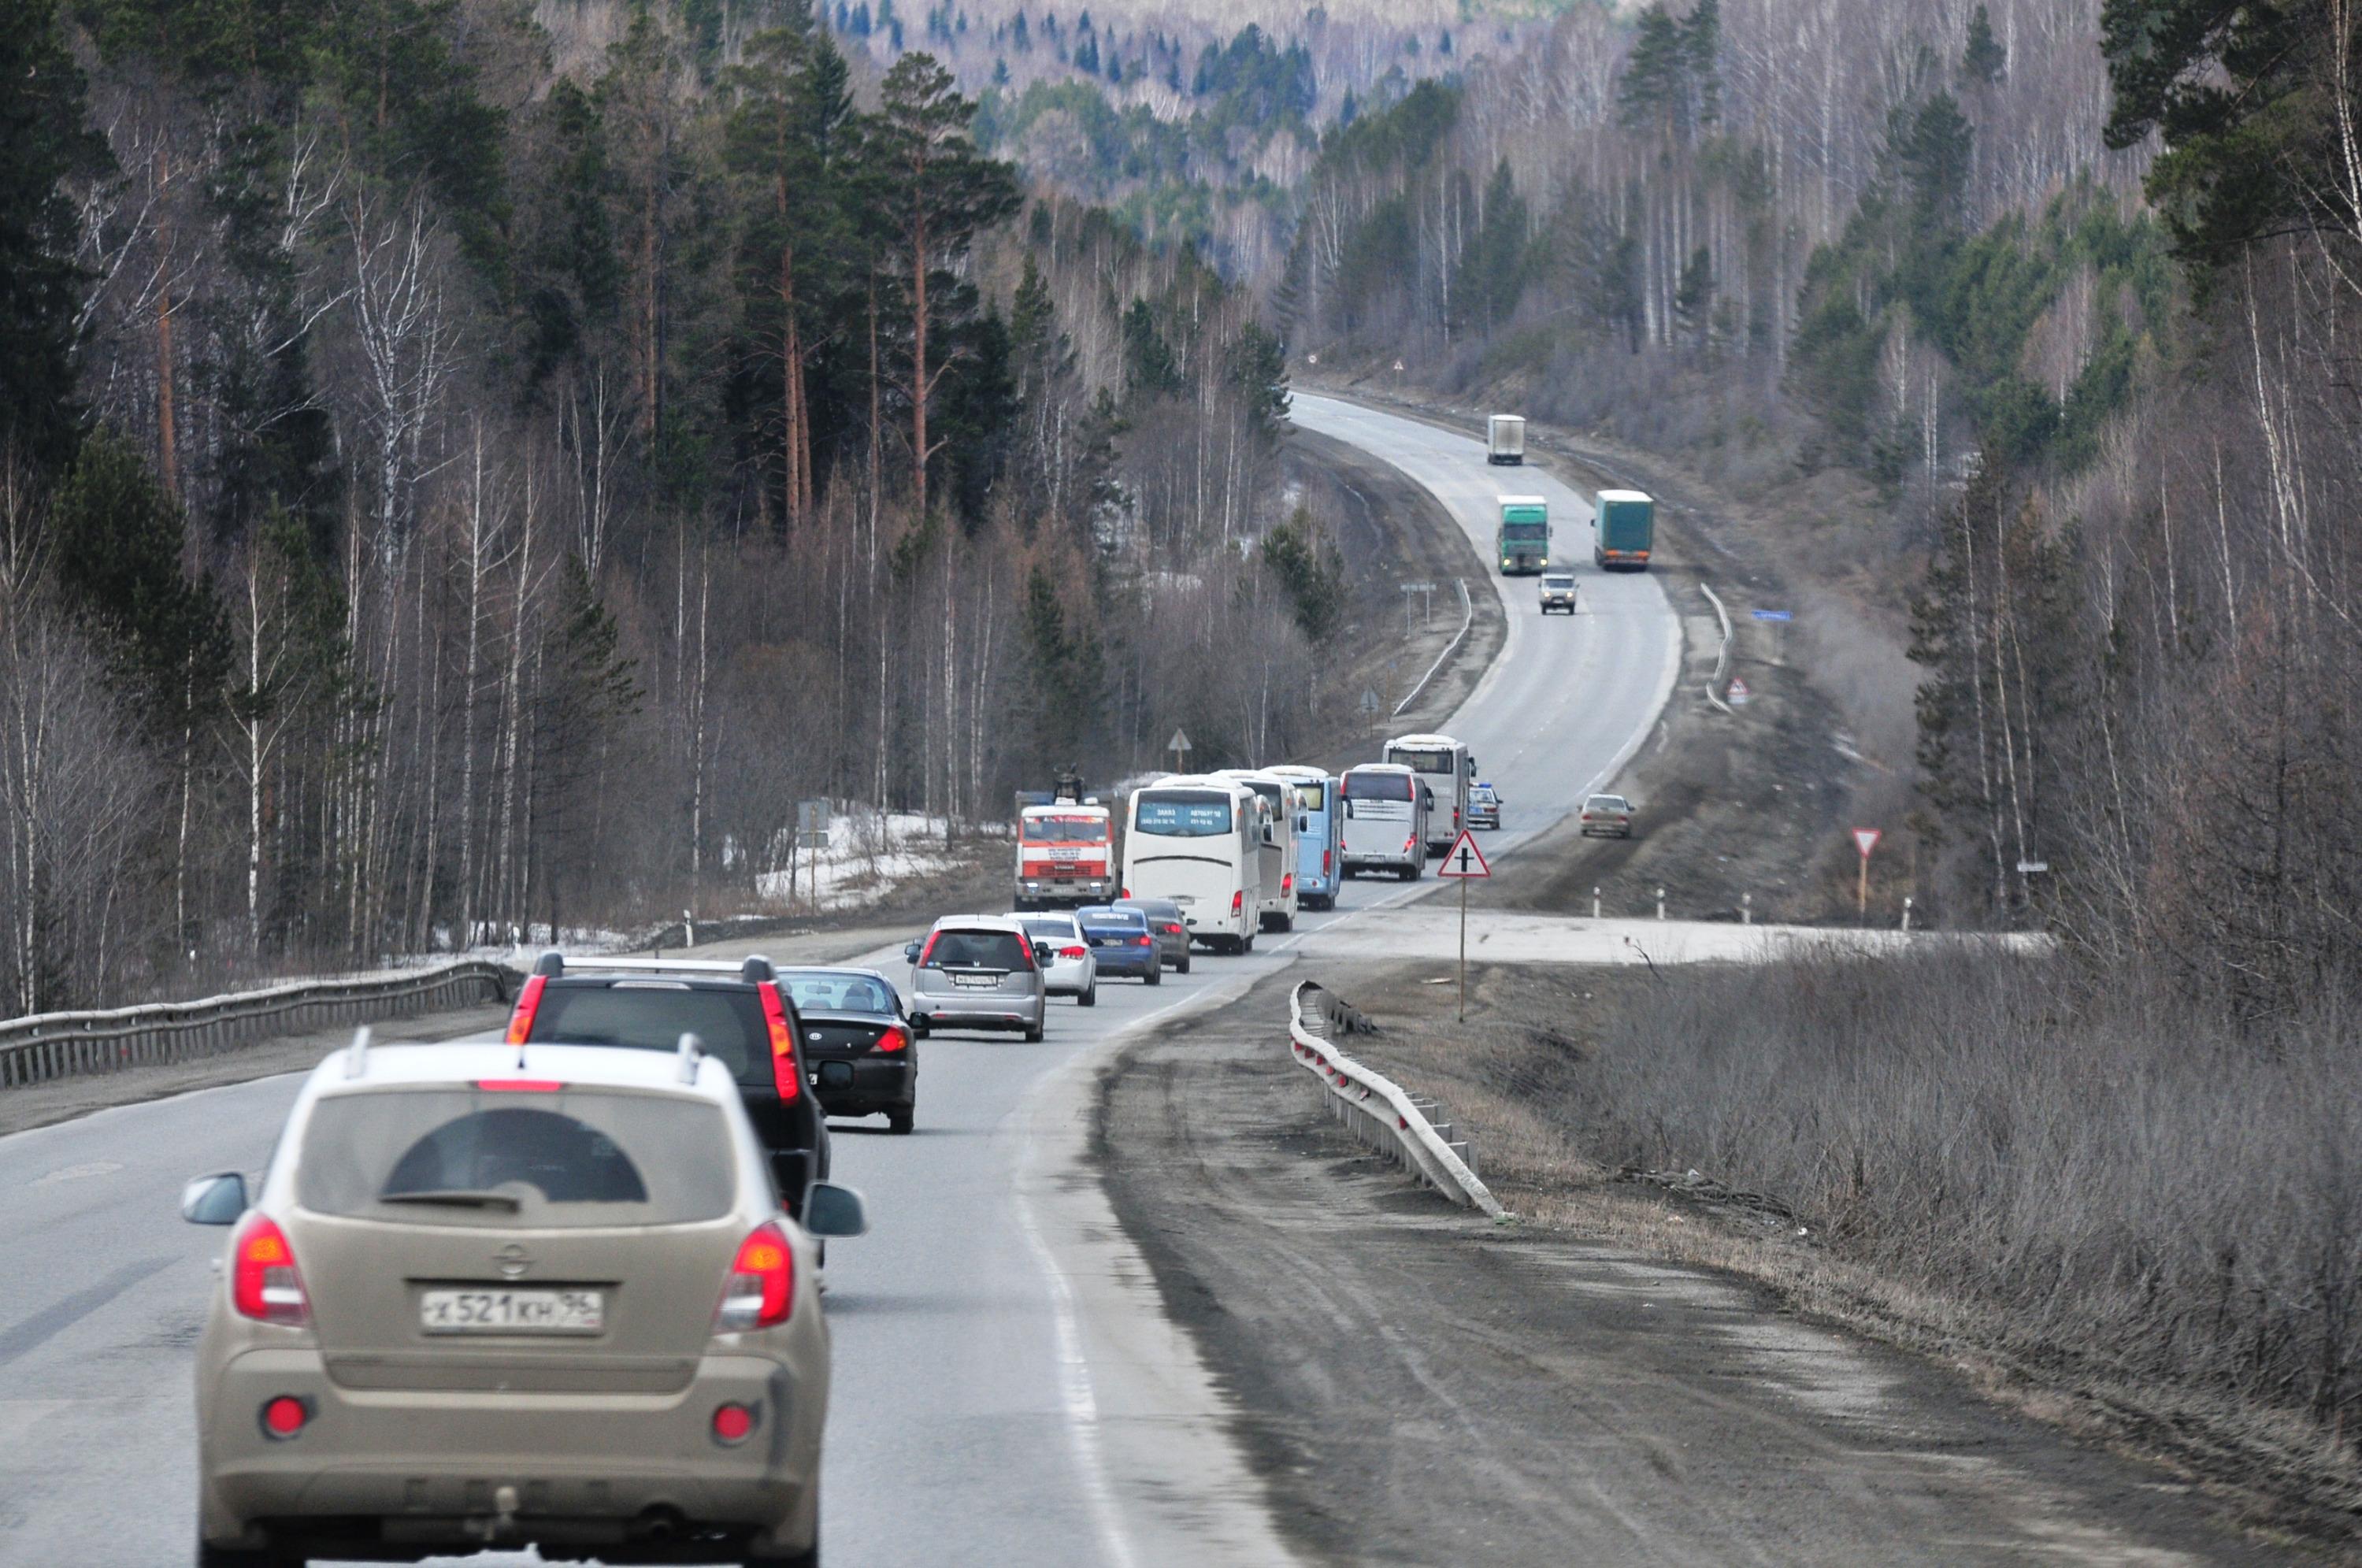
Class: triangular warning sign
1437,829,1492,878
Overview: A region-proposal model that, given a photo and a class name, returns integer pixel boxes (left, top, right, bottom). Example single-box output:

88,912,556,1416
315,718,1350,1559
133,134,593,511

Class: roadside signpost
1752,607,1793,667
1727,675,1751,706
1437,829,1492,1020
1166,728,1193,773
1852,827,1882,921
1359,688,1381,715
1401,580,1436,630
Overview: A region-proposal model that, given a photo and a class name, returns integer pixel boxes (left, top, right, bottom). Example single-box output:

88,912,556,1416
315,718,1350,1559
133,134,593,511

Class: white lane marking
31,1161,121,1186
1006,974,1277,1568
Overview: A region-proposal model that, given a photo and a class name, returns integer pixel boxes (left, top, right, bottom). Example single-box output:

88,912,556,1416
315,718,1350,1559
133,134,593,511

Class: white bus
1211,769,1302,932
1383,732,1474,854
1122,776,1266,955
1338,763,1428,880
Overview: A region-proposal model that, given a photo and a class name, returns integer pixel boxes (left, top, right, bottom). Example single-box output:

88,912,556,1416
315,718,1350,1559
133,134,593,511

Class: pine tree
1673,246,1714,346
0,1,109,472
1961,5,2005,86
870,55,1022,517
46,430,232,737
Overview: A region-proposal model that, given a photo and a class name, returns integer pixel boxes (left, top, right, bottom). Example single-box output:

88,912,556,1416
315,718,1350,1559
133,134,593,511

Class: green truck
1494,495,1551,574
1592,488,1656,570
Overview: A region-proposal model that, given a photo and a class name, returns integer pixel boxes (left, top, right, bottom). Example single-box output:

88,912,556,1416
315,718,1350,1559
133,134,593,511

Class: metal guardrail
1287,980,1506,1218
1393,577,1475,717
1699,580,1734,715
0,962,517,1089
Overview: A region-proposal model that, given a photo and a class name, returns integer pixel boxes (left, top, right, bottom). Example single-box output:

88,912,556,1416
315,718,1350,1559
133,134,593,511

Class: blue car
1075,905,1163,984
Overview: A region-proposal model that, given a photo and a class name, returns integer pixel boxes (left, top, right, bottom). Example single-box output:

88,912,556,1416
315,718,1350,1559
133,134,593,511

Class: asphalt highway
0,396,1682,1566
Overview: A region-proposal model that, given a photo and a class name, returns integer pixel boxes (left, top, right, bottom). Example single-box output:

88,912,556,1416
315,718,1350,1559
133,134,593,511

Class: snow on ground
756,806,992,911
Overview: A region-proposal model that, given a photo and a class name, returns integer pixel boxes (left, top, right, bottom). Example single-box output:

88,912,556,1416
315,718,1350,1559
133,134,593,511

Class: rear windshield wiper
378,1189,524,1212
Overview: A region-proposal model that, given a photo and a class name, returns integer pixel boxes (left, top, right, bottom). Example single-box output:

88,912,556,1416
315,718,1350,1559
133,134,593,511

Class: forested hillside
1278,0,2362,1025
0,0,1307,1010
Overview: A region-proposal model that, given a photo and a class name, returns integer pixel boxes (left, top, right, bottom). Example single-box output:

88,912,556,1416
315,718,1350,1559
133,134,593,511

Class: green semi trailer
1592,489,1655,569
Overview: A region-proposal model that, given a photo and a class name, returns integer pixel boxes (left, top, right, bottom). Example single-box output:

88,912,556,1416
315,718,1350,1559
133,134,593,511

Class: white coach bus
1122,776,1266,955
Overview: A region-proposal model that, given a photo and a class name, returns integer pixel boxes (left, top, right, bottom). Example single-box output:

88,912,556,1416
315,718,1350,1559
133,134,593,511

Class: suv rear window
925,929,1029,969
298,1088,735,1228
527,984,766,1084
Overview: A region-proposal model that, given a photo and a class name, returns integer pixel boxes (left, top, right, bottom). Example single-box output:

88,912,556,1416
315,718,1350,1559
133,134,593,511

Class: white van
1211,769,1302,932
1383,732,1474,854
1122,776,1265,955
1338,763,1429,880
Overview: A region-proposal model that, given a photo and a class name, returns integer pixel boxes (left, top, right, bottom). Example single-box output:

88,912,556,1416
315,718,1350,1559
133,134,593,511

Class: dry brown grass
1325,955,2362,1548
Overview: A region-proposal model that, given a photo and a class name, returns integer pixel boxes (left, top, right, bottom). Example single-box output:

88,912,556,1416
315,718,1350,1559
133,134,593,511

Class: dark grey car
1115,898,1192,973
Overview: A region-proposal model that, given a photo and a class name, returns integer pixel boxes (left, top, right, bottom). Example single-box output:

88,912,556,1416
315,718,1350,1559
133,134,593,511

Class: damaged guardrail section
1288,980,1506,1218
0,962,516,1089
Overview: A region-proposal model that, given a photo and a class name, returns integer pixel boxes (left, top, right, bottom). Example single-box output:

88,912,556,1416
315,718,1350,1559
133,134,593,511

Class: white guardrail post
0,962,517,1090
1287,980,1506,1219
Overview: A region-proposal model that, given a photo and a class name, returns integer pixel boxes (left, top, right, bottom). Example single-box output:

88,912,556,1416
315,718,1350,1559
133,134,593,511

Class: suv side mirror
804,1181,870,1238
903,941,922,963
181,1172,248,1225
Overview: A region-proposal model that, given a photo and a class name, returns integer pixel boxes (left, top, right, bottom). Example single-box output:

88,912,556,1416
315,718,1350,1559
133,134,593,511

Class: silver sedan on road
184,1037,868,1568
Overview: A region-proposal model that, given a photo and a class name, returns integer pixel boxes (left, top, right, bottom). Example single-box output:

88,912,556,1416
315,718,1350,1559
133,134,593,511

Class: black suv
506,952,832,1221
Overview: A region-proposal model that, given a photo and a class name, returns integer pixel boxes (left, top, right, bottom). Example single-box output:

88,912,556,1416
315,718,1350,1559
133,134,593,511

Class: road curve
0,398,1682,1567
1290,391,1682,862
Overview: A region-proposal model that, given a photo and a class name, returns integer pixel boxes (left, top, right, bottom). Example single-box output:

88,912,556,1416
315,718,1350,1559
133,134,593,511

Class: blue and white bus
1266,765,1341,910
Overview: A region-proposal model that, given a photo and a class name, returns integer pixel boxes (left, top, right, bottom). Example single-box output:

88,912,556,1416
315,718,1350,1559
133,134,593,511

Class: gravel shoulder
1096,962,2293,1566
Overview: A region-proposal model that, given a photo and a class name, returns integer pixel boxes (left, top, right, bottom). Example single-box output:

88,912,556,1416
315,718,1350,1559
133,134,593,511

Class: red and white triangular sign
1852,828,1882,858
1437,829,1492,878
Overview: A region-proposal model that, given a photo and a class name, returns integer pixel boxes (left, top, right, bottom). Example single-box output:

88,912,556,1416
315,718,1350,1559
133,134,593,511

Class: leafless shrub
1578,946,2362,1452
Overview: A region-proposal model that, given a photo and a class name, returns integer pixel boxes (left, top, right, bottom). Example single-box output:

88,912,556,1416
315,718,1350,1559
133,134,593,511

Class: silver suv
184,1034,867,1568
1538,573,1580,613
903,916,1051,1040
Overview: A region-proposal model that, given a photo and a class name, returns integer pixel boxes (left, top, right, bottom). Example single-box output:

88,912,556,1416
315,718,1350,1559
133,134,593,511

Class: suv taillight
505,973,546,1045
232,1216,310,1326
715,1221,794,1331
757,982,800,1102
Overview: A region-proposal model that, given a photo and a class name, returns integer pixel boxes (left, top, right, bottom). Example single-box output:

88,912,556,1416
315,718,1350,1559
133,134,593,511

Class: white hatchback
1013,911,1098,1006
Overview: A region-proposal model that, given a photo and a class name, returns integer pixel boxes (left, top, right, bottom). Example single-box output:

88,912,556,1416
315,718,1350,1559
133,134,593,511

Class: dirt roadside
1096,963,2300,1566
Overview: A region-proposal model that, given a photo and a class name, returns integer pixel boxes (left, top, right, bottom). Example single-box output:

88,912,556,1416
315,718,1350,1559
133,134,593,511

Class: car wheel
744,1503,821,1568
1241,932,1255,954
1025,1021,1044,1042
1178,952,1192,974
198,1537,294,1568
1079,984,1096,1006
1145,964,1162,986
888,1108,914,1135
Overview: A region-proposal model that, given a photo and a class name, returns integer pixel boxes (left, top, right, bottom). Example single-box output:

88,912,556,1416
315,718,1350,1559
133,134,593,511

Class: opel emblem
495,1244,532,1280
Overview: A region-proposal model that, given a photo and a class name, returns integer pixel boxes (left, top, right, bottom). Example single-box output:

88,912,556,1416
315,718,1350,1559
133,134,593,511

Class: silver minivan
185,1036,868,1568
903,916,1051,1040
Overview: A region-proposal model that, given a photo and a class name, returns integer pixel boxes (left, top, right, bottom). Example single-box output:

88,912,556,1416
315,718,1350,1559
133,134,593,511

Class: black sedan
778,966,920,1135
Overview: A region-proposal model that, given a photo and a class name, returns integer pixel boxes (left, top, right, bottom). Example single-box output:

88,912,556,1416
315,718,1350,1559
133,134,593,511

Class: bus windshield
1387,748,1456,775
1133,791,1234,837
1022,814,1107,843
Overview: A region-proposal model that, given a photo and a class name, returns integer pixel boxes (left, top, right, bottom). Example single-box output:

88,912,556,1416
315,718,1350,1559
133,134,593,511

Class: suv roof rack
528,952,778,984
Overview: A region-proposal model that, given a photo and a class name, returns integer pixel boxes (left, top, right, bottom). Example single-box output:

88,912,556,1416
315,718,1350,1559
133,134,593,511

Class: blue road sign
1750,609,1793,621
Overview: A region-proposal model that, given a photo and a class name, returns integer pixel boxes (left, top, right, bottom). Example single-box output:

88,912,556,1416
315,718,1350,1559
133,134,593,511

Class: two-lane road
0,395,1683,1566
